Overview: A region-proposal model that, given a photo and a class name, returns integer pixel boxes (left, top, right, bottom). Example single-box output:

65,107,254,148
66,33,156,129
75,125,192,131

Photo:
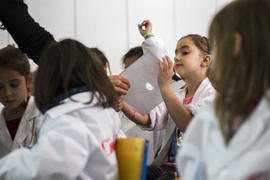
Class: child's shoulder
195,78,216,100
24,96,42,118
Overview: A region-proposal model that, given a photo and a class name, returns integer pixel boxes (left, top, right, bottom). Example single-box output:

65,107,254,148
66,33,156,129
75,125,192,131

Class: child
0,45,42,158
121,46,143,69
177,0,270,179
0,39,124,179
120,20,216,180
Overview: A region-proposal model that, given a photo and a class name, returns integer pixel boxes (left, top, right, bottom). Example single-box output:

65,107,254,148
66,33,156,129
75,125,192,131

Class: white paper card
121,52,184,114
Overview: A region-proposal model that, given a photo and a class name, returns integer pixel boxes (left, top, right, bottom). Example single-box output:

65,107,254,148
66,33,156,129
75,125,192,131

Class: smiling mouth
175,64,183,67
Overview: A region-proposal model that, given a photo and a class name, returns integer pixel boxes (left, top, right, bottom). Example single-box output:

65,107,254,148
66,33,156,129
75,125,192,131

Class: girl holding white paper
119,20,216,180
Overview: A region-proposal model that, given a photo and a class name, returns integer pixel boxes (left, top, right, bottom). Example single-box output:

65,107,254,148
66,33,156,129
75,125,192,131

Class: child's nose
174,56,181,62
4,87,12,96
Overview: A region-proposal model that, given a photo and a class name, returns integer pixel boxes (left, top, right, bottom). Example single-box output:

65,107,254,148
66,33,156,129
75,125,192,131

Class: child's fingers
165,56,173,70
162,57,169,71
117,75,131,88
114,86,128,95
117,96,123,103
159,60,163,71
142,20,148,25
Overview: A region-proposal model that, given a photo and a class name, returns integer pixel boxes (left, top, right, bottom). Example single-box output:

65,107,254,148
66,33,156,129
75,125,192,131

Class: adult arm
0,0,55,63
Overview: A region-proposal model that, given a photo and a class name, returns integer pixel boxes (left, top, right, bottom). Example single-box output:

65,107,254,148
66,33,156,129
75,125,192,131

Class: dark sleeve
0,0,55,64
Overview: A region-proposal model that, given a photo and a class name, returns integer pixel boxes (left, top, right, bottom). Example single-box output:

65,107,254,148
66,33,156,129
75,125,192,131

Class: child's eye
182,52,189,55
10,82,19,88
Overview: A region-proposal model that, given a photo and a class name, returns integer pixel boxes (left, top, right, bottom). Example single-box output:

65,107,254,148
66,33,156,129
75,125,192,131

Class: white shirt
146,78,216,165
0,96,43,158
177,91,270,180
0,92,125,180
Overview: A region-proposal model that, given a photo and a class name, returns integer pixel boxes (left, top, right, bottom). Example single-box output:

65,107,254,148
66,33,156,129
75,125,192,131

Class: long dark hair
35,39,117,113
88,47,112,74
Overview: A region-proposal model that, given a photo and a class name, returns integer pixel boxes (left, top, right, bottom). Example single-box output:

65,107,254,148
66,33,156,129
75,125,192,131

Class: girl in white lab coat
177,0,270,179
119,20,216,180
0,39,124,180
0,45,42,159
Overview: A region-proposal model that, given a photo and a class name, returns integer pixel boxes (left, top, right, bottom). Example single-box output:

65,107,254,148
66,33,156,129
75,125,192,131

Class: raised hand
138,20,153,39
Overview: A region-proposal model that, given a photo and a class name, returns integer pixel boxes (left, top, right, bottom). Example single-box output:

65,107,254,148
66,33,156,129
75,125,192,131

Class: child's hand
109,75,130,95
138,20,153,39
158,56,174,89
114,96,124,112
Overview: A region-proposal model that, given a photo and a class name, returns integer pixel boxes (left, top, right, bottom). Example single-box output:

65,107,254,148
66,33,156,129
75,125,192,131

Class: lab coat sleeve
144,102,169,130
142,36,168,60
0,115,90,180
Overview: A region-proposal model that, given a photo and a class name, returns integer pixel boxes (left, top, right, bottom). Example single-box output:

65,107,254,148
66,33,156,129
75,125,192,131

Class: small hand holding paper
109,75,130,95
158,56,174,89
114,96,124,112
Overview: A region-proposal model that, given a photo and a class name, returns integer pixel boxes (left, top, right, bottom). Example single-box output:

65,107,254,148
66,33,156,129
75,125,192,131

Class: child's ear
233,32,242,57
201,55,211,67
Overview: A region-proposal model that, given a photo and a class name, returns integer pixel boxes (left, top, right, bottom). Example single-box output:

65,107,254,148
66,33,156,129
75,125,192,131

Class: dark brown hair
122,46,143,67
88,47,111,74
209,0,270,144
180,34,213,55
0,45,30,78
34,39,117,113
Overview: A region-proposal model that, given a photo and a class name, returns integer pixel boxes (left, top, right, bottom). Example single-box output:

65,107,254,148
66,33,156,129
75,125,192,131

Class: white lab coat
0,92,125,180
145,78,216,165
177,91,270,180
0,96,43,159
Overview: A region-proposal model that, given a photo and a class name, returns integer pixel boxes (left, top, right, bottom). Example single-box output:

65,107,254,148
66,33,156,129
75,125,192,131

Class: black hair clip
172,73,182,81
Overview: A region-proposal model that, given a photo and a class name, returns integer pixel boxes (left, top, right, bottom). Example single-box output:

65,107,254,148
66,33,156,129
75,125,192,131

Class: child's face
0,68,29,110
174,38,205,79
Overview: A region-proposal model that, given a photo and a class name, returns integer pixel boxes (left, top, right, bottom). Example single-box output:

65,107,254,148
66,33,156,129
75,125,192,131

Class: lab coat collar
177,78,212,100
46,92,99,119
0,96,41,151
0,113,13,151
23,96,41,121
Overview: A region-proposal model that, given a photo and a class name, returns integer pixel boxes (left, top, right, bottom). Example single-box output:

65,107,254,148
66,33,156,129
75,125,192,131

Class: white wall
0,0,233,74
